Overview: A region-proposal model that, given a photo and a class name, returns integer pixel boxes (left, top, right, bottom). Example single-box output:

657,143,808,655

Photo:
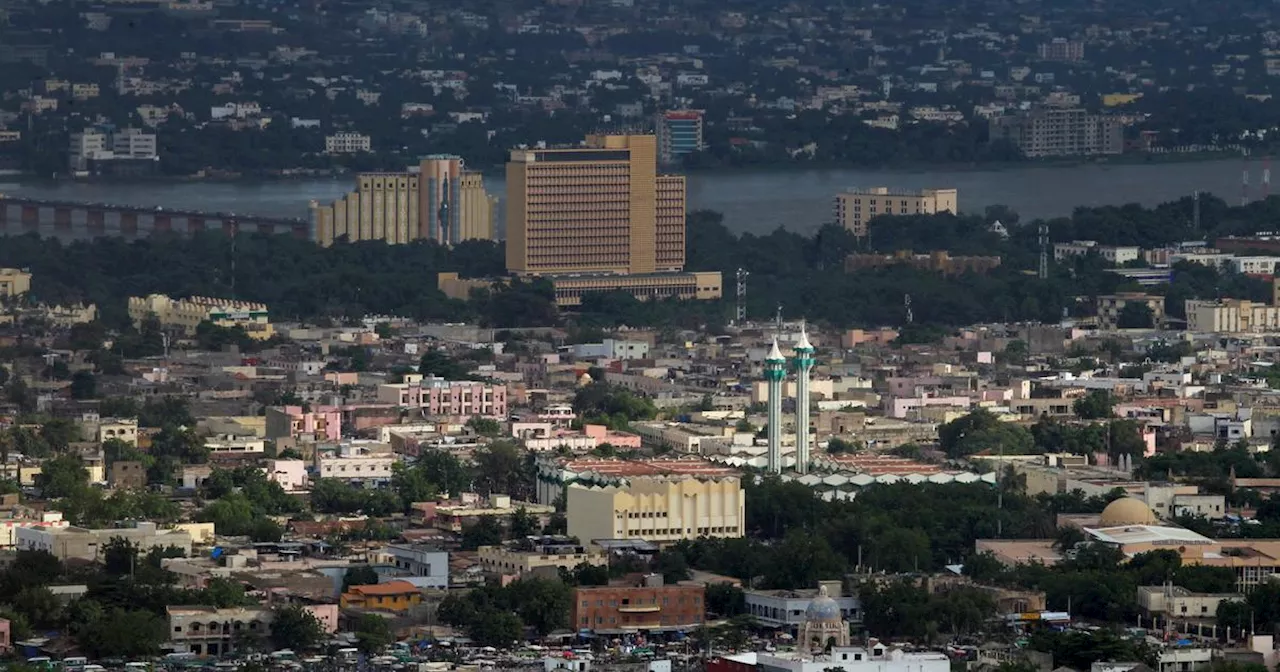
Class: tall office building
501,133,718,307
312,155,494,246
655,110,704,166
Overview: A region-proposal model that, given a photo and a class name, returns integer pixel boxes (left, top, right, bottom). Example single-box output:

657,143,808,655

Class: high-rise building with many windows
655,110,704,166
501,133,719,306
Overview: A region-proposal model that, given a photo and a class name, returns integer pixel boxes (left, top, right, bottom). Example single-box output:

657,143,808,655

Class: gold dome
1098,497,1156,527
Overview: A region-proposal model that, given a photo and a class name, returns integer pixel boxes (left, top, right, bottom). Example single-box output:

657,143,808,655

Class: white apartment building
204,435,267,455
1054,241,1140,265
314,442,396,486
325,132,372,154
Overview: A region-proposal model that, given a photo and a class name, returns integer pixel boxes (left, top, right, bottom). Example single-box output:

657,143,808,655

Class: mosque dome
804,586,843,623
1099,497,1157,527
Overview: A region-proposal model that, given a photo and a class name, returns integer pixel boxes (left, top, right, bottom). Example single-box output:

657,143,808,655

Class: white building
744,582,862,629
572,339,651,360
315,442,395,486
325,132,371,154
204,435,267,455
723,645,950,672
373,543,449,589
0,511,68,548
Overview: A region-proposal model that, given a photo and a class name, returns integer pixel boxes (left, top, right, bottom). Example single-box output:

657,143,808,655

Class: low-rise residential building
204,434,267,456
264,459,308,491
566,476,744,544
375,544,449,588
430,493,555,532
376,374,508,418
97,418,139,446
340,580,423,612
315,444,395,486
17,521,193,561
265,405,342,442
0,511,68,548
1137,585,1241,620
478,538,606,577
167,605,272,656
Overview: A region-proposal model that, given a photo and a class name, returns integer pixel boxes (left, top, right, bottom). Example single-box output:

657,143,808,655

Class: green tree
74,608,168,658
69,370,97,399
353,613,394,653
36,454,90,498
508,507,538,540
270,604,326,651
1074,390,1117,419
461,516,505,550
1116,302,1156,329
938,409,1035,459
342,565,380,592
467,417,502,437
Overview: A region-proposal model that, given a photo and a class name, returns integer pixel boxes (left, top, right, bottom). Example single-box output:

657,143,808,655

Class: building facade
17,521,193,561
1038,38,1085,62
265,405,342,442
325,132,371,154
378,544,449,589
571,578,705,634
1185,299,1280,333
1097,293,1166,330
656,110,705,165
167,606,272,656
376,375,508,418
128,294,272,339
478,540,606,577
834,188,958,237
340,580,423,611
566,476,744,544
990,108,1123,158
0,268,31,298
506,134,680,276
311,157,494,246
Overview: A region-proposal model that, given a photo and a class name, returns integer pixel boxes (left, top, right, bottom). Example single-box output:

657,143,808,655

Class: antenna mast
1038,223,1049,280
735,268,749,324
904,294,913,325
1242,157,1251,206
1193,190,1201,231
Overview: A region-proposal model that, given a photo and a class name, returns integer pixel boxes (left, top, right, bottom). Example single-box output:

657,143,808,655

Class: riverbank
1,149,1248,188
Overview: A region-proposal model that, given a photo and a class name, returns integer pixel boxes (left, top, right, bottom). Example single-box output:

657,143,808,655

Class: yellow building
1102,93,1142,107
478,541,607,577
312,155,495,246
1097,292,1165,330
505,134,685,276
566,476,744,545
550,271,721,307
340,580,423,612
0,268,32,298
1186,298,1280,333
834,187,958,237
128,294,273,339
313,172,419,246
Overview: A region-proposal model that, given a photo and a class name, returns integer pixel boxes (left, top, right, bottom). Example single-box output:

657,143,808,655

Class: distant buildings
478,538,606,578
265,405,342,443
1054,240,1141,265
989,108,1123,158
655,110,705,165
565,475,744,544
68,127,158,175
324,132,371,154
339,580,423,612
1037,38,1085,62
833,187,958,237
0,268,31,298
128,294,273,339
311,156,496,246
844,250,1001,276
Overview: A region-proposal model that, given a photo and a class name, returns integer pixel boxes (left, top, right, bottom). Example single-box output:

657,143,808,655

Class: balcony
618,604,661,613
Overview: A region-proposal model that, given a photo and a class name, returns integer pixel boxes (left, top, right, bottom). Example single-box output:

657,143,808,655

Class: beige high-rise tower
505,134,685,276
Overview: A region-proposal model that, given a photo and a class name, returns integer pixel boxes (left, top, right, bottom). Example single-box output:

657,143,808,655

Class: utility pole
1038,223,1050,280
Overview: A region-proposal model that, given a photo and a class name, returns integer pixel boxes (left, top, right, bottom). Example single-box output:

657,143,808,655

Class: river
0,158,1254,237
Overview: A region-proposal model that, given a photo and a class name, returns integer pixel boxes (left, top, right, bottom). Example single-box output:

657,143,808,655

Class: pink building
264,459,308,491
265,405,342,442
377,377,508,418
0,617,10,652
304,604,339,633
584,424,642,449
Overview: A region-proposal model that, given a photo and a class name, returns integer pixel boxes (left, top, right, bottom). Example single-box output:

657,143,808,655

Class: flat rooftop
551,457,740,478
